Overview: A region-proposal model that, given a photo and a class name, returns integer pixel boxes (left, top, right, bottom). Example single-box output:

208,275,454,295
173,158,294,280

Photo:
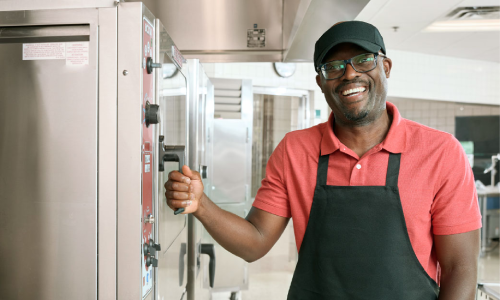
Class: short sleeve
431,136,482,235
252,137,291,218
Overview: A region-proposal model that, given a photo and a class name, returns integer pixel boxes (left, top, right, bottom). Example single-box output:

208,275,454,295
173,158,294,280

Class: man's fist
164,165,204,214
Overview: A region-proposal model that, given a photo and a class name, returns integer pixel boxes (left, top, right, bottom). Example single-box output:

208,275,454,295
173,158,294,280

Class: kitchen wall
388,97,500,136
251,94,301,197
273,95,300,149
202,49,500,123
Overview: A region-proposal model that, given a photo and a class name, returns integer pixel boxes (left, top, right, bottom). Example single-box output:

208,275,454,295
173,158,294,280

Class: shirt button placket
350,163,362,185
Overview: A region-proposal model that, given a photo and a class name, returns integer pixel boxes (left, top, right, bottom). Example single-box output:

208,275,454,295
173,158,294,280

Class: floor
213,224,500,300
478,242,500,298
212,222,296,300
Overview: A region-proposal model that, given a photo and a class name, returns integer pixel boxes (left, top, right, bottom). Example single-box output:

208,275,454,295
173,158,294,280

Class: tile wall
273,95,300,149
251,94,301,197
389,97,500,136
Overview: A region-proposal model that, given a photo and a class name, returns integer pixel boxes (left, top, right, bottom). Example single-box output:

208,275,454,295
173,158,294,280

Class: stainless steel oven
0,3,191,299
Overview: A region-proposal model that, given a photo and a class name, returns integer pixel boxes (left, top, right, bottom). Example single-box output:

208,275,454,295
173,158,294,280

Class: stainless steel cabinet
208,78,254,296
202,204,250,293
212,121,251,204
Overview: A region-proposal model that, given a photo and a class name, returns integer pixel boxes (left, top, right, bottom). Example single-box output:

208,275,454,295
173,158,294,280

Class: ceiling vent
446,6,500,21
424,6,500,32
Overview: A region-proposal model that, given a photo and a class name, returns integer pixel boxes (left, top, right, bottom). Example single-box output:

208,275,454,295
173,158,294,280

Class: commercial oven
0,2,195,300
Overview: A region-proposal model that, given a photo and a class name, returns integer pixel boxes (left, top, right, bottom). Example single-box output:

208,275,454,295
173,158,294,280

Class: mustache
335,79,370,94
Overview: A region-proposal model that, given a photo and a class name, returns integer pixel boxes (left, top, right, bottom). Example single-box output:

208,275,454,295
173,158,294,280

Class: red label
142,19,154,273
172,45,184,69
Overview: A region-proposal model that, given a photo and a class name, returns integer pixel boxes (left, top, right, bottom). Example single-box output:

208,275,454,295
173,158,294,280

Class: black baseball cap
314,21,386,71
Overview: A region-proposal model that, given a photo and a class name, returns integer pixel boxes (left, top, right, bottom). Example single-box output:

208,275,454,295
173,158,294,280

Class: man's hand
164,164,289,262
164,165,204,214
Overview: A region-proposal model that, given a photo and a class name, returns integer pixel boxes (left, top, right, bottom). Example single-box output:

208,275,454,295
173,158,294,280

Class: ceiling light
424,19,500,32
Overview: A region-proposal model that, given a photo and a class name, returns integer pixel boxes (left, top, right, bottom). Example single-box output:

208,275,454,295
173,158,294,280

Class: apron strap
316,153,401,187
316,154,330,186
385,153,401,187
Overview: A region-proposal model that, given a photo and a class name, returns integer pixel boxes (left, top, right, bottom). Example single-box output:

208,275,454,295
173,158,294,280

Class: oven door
0,10,99,300
154,19,189,300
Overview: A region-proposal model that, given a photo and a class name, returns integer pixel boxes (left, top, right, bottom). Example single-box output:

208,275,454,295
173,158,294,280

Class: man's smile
341,86,366,96
337,83,369,104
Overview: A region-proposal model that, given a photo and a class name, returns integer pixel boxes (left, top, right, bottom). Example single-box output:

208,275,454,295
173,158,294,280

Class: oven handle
158,139,186,215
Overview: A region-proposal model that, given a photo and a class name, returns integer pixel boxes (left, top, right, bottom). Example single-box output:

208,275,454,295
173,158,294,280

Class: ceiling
356,0,500,62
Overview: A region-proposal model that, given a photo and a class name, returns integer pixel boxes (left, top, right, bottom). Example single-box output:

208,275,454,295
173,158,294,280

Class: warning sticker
22,42,89,65
66,42,89,66
23,43,66,60
247,29,266,48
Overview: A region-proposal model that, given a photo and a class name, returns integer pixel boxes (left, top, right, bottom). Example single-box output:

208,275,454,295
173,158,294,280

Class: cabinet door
202,204,249,291
212,120,250,204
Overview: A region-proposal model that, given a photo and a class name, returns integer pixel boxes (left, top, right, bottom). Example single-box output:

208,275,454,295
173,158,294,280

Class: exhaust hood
126,0,369,62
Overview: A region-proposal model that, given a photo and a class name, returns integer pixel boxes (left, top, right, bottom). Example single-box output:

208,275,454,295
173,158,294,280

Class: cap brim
316,39,382,69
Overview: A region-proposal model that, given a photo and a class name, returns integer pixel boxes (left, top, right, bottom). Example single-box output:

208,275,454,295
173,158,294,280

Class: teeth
342,87,366,96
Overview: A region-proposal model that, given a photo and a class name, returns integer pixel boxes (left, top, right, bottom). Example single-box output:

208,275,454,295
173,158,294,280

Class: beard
342,104,370,122
328,74,388,126
332,79,375,125
336,90,376,126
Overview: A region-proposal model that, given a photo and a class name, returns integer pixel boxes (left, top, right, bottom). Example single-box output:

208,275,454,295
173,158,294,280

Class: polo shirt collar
320,101,407,155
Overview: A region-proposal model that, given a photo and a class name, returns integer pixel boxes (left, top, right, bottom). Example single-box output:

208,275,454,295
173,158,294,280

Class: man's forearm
437,265,477,300
434,230,480,300
193,193,266,262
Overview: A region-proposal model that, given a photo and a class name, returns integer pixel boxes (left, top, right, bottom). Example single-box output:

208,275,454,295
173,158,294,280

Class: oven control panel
141,17,156,298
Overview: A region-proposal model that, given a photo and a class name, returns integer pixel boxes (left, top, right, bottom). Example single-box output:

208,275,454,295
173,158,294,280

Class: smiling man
165,21,481,299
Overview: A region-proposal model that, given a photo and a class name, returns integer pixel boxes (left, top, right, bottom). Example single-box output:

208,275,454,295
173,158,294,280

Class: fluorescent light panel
424,19,500,32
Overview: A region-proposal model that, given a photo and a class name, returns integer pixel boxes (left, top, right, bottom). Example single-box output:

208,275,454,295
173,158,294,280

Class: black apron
287,153,439,299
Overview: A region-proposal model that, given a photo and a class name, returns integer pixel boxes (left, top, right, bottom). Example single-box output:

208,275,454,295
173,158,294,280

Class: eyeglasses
318,53,385,80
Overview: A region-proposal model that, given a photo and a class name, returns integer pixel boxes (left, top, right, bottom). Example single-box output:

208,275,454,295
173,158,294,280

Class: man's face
316,43,392,127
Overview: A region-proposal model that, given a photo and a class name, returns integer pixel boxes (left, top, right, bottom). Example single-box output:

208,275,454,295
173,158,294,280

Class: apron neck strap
316,152,402,187
385,153,401,187
316,154,330,186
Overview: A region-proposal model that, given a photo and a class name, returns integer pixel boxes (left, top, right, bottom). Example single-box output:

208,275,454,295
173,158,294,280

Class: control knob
149,239,161,253
145,101,160,127
144,239,161,256
146,57,161,74
146,256,158,268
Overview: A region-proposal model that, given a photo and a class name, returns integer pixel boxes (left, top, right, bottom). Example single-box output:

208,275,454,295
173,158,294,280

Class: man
165,21,481,299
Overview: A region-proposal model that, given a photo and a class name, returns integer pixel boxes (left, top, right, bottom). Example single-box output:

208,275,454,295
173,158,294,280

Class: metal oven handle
0,25,90,43
158,138,186,215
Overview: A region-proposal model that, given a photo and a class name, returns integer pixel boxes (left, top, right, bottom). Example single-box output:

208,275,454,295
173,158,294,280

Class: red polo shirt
253,102,481,282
